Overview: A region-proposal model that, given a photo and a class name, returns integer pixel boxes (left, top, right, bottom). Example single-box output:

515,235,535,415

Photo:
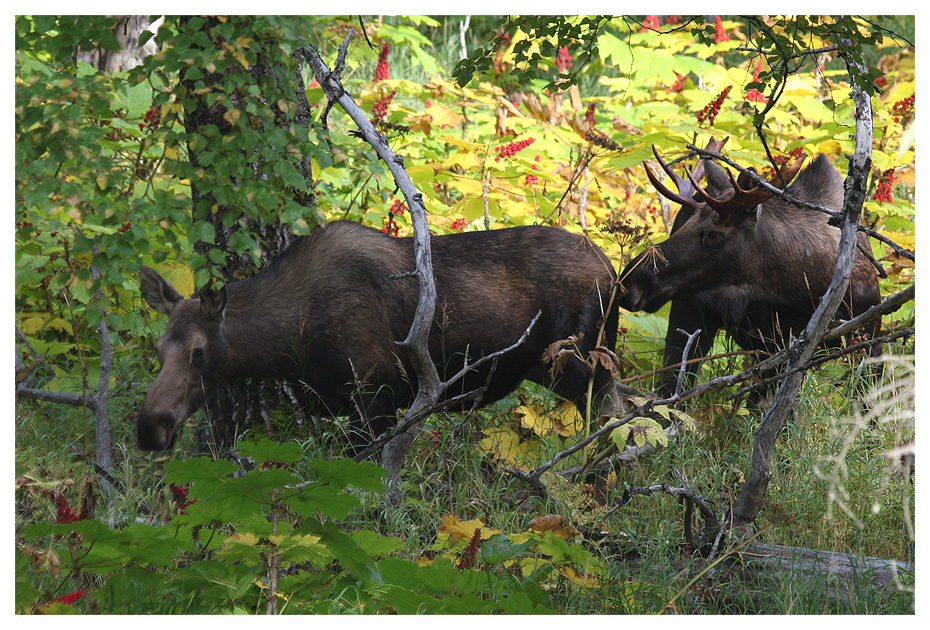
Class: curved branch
732,35,876,527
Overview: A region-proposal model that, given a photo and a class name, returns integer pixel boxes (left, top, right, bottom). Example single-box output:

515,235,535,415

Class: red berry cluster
16,210,33,231
450,217,467,232
668,71,686,93
381,216,399,236
118,222,132,233
584,103,597,126
666,15,681,24
892,94,914,123
106,113,127,141
389,199,407,215
51,491,79,524
746,60,768,103
456,528,481,570
641,15,661,33
169,483,195,510
714,16,729,44
371,90,396,122
494,137,535,162
873,168,895,203
555,46,573,74
874,76,887,89
696,85,732,125
140,105,160,132
525,154,541,187
375,42,390,82
767,146,806,178
50,590,84,605
493,33,512,74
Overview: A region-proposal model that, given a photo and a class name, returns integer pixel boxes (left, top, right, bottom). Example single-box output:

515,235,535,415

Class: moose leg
659,299,721,397
345,389,418,506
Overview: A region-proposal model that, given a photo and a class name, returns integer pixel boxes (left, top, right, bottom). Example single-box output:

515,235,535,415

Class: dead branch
730,542,912,603
731,42,876,528
673,327,702,396
297,36,443,502
731,327,913,399
351,311,541,463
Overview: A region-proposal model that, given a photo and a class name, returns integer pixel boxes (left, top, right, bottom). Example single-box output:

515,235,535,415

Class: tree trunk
177,16,316,447
74,16,161,72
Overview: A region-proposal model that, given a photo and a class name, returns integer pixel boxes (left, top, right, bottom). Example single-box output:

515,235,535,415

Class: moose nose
136,415,176,451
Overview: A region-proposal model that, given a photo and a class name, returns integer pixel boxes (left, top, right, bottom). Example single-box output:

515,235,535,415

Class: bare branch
674,328,701,396
732,37,876,527
351,311,541,463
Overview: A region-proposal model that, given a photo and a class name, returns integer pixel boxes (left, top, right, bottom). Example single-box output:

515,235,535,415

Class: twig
351,311,540,463
730,328,913,399
674,328,701,396
619,349,764,384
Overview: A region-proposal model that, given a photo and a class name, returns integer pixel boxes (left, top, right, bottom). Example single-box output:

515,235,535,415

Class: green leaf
308,457,386,492
236,438,304,465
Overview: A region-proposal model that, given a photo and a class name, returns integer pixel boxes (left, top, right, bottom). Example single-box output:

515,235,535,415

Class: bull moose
618,140,881,395
137,220,623,496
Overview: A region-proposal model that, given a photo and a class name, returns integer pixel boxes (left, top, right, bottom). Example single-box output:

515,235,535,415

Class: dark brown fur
618,154,881,393
137,220,620,453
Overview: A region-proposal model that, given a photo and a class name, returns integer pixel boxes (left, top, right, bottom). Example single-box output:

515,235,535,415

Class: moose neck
216,276,308,381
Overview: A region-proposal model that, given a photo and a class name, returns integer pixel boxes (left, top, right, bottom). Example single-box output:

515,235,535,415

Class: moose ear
139,266,183,315
702,159,732,198
198,281,228,320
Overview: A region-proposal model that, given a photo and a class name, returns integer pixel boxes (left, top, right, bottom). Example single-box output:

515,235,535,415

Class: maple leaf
610,417,668,448
588,346,620,378
542,334,583,378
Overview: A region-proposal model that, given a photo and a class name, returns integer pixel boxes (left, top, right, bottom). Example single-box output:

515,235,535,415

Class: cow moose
618,140,881,396
136,220,623,498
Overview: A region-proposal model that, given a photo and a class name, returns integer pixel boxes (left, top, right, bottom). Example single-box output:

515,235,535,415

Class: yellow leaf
515,404,553,437
558,565,600,589
20,314,73,335
553,401,584,437
164,147,179,160
879,230,915,250
442,150,482,171
95,172,108,190
437,513,484,543
223,109,241,126
478,427,528,467
223,532,260,548
611,417,667,448
669,407,699,431
435,514,501,547
424,102,465,128
527,514,579,540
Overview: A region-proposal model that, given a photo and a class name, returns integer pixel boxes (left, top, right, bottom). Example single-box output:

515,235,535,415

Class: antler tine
684,167,737,221
646,145,701,209
773,153,806,189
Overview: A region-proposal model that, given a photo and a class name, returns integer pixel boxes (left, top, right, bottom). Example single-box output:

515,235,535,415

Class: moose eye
703,230,722,246
191,347,205,362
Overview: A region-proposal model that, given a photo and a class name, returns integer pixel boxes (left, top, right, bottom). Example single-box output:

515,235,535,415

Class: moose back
136,220,620,468
618,142,881,394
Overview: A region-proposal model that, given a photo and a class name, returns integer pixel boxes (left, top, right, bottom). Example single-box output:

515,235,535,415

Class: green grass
15,343,914,614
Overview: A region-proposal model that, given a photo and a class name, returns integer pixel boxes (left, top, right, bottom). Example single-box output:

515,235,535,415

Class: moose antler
645,138,730,210
686,154,806,221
